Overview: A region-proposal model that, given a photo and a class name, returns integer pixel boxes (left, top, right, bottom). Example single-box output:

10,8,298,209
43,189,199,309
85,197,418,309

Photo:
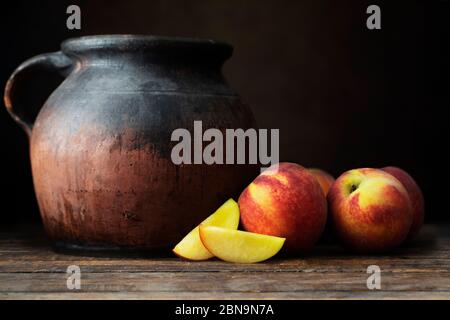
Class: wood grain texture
0,225,449,300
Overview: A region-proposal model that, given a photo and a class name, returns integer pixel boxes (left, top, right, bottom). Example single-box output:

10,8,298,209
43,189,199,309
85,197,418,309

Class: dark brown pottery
4,35,258,253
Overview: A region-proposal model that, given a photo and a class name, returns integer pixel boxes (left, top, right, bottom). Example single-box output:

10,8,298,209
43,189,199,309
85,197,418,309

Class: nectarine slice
173,199,239,260
199,226,285,263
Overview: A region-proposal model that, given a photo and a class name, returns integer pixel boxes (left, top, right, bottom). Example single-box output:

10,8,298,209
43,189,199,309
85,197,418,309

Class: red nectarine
238,162,327,254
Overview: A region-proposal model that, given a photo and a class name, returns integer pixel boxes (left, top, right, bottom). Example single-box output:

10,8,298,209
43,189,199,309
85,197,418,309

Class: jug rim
61,34,233,59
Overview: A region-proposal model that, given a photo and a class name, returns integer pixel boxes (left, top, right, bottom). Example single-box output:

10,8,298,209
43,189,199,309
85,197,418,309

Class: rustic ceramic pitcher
4,35,258,252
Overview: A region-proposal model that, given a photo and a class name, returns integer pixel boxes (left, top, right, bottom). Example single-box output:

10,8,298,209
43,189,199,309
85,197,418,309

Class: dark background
0,0,448,225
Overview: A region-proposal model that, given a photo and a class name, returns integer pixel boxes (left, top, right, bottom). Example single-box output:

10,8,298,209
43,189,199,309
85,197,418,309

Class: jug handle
4,51,73,137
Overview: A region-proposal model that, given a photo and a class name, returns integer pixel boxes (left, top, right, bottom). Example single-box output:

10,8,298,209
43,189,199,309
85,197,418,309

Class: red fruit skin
382,166,425,240
309,168,335,196
327,168,413,253
238,162,327,254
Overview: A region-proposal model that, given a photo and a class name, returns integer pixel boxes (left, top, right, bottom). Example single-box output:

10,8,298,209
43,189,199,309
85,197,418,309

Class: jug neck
61,35,233,69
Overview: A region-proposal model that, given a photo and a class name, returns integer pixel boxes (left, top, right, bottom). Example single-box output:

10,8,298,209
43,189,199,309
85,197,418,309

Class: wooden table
0,224,449,300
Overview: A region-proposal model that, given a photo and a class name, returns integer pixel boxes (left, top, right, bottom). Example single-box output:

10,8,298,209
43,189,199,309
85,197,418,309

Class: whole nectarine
238,162,327,254
328,168,413,252
382,166,424,240
309,168,335,196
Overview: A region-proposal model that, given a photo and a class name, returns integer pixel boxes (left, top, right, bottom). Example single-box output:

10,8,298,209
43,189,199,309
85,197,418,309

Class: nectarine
328,168,413,252
199,225,285,263
382,166,424,240
173,199,239,260
238,162,327,254
309,168,335,196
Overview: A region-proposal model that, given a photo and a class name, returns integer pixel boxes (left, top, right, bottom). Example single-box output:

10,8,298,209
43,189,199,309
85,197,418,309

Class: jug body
5,35,258,251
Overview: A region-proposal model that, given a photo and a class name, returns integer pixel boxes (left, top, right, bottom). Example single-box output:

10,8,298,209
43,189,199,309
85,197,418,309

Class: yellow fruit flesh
173,199,240,260
199,226,285,263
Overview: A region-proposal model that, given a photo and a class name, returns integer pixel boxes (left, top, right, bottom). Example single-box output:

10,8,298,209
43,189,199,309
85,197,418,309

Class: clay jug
4,35,258,252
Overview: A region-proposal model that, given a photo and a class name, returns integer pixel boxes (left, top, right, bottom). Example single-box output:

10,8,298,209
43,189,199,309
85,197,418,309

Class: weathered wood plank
1,271,449,293
0,258,449,273
0,224,449,299
2,291,450,300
